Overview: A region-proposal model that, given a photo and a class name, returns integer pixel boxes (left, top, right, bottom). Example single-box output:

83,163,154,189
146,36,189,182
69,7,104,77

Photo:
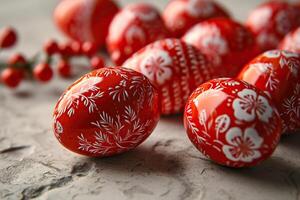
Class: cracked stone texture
0,0,300,200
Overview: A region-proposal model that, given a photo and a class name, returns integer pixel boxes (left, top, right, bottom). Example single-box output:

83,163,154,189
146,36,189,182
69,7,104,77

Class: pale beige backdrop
0,1,300,200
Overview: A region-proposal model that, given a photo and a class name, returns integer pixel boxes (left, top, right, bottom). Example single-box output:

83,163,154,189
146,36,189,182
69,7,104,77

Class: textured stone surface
0,0,300,200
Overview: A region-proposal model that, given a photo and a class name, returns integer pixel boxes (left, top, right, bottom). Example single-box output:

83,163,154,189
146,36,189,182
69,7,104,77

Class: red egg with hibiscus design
162,0,230,37
53,67,160,157
54,0,119,47
246,1,300,52
122,38,215,115
279,27,300,54
238,50,300,134
106,3,170,65
184,78,282,168
182,18,258,77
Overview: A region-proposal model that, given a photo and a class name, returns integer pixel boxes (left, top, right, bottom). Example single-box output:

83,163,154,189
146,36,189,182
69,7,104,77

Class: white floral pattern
56,77,104,118
250,62,279,91
233,88,273,123
263,50,300,77
184,24,228,67
247,6,272,32
223,127,263,162
140,49,173,85
125,24,146,45
78,107,152,155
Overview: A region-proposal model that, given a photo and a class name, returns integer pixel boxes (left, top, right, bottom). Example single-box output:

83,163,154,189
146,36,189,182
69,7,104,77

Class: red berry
54,0,119,47
53,67,160,157
107,3,170,65
1,68,24,88
182,18,259,77
70,41,82,55
57,59,71,78
8,53,27,68
33,63,53,82
238,50,300,134
59,42,74,56
246,1,300,52
90,55,105,70
44,39,59,55
122,38,215,115
184,78,282,168
163,0,230,37
81,42,98,57
0,27,17,49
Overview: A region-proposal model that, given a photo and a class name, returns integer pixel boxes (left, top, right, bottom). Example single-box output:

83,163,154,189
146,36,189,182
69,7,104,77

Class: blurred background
0,0,281,56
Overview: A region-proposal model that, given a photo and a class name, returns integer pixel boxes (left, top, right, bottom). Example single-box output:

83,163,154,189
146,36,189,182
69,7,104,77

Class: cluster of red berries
0,27,105,89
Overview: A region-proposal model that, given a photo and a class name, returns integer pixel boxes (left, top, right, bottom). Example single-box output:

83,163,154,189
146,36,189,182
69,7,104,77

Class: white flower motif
187,0,215,18
140,49,173,85
233,88,273,123
223,127,263,162
247,6,272,32
125,24,146,45
184,24,228,67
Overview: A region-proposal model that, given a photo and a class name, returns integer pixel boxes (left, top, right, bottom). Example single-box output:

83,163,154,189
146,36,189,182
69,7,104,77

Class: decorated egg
53,67,160,157
238,50,300,134
279,27,300,53
54,0,119,47
107,3,170,65
184,78,282,168
162,0,230,37
182,18,258,77
122,38,215,115
246,1,300,52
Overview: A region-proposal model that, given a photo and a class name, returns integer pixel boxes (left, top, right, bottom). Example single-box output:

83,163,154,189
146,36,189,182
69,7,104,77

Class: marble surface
0,0,300,200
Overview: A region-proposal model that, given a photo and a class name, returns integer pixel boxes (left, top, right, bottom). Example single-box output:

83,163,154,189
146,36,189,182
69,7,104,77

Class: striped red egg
123,38,215,115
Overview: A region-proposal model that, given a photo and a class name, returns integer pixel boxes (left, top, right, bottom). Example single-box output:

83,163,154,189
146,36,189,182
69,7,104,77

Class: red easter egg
122,38,215,115
182,18,258,77
279,27,300,53
246,1,300,52
162,0,230,37
238,50,300,134
184,78,282,168
54,0,119,47
53,67,160,157
107,3,170,65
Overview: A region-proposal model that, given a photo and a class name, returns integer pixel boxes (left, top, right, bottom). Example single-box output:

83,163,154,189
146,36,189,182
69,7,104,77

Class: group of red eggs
4,0,299,168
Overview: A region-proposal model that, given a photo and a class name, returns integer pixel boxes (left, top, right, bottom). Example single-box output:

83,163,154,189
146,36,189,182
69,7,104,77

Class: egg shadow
213,155,300,191
160,113,184,125
82,145,184,176
280,132,300,151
